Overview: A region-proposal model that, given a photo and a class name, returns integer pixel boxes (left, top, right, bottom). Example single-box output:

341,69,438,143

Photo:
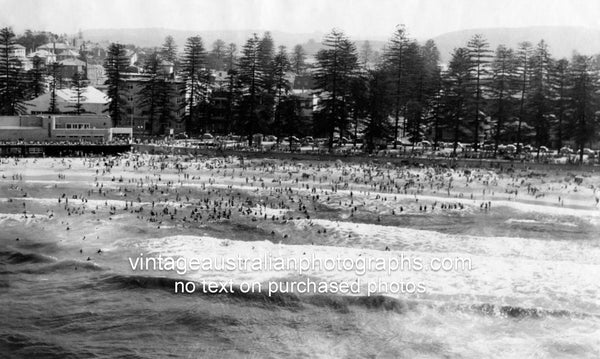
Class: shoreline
2,142,597,173
133,144,600,173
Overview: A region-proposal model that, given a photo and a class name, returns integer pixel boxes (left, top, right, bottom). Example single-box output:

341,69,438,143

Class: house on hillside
27,49,56,65
59,58,87,79
0,43,32,70
36,42,79,61
11,43,26,58
124,49,138,67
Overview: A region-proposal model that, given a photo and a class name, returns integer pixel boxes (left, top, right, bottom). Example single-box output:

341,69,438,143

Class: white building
25,86,109,115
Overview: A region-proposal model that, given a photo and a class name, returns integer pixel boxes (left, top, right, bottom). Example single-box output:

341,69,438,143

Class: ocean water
1,158,600,358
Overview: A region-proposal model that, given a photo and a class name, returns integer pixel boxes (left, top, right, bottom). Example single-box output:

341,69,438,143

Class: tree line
1,25,599,162
0,27,89,116
307,26,600,161
107,25,599,160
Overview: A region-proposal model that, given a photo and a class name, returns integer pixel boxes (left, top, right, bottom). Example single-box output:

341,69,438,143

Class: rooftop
55,86,109,104
59,58,86,67
38,42,74,51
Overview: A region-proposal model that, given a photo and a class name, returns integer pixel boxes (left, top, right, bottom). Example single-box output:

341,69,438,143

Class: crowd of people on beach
4,153,596,236
2,151,599,266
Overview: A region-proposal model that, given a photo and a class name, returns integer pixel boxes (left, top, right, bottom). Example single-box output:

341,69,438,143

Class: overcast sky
1,0,600,40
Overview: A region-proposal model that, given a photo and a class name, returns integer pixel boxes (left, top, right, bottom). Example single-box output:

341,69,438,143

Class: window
65,123,90,129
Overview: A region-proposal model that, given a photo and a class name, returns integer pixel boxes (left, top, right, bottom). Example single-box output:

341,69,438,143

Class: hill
80,26,600,64
429,26,600,63
81,28,325,53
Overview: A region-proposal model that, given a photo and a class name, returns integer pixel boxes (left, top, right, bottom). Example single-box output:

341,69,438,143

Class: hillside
81,26,600,64
81,28,325,52
430,26,600,63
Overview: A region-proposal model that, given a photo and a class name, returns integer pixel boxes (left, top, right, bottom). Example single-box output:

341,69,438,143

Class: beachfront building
198,70,233,134
25,86,109,115
121,73,186,136
0,115,131,143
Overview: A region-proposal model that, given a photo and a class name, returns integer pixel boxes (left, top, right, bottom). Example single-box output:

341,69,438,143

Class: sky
1,0,600,40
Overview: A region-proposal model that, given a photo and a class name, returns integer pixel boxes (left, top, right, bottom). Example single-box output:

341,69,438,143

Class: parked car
301,136,314,145
578,148,595,155
523,144,535,153
333,136,349,145
560,146,574,155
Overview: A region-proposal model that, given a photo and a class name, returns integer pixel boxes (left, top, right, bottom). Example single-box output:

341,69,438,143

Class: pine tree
466,34,493,150
405,40,441,145
515,41,533,151
104,43,129,126
257,32,276,130
290,44,307,75
180,36,207,134
272,46,291,139
238,33,263,144
138,52,161,134
360,41,373,69
419,40,442,147
348,72,369,146
48,61,63,114
550,58,570,149
224,43,239,133
568,54,599,163
383,25,413,147
27,55,46,99
529,40,554,156
0,27,26,115
313,29,359,149
160,35,178,70
225,43,237,71
442,47,471,156
208,39,226,71
155,77,177,135
70,71,88,115
363,68,392,152
489,45,517,154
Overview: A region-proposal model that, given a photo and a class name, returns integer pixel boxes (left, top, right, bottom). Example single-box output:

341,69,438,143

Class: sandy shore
2,153,599,264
